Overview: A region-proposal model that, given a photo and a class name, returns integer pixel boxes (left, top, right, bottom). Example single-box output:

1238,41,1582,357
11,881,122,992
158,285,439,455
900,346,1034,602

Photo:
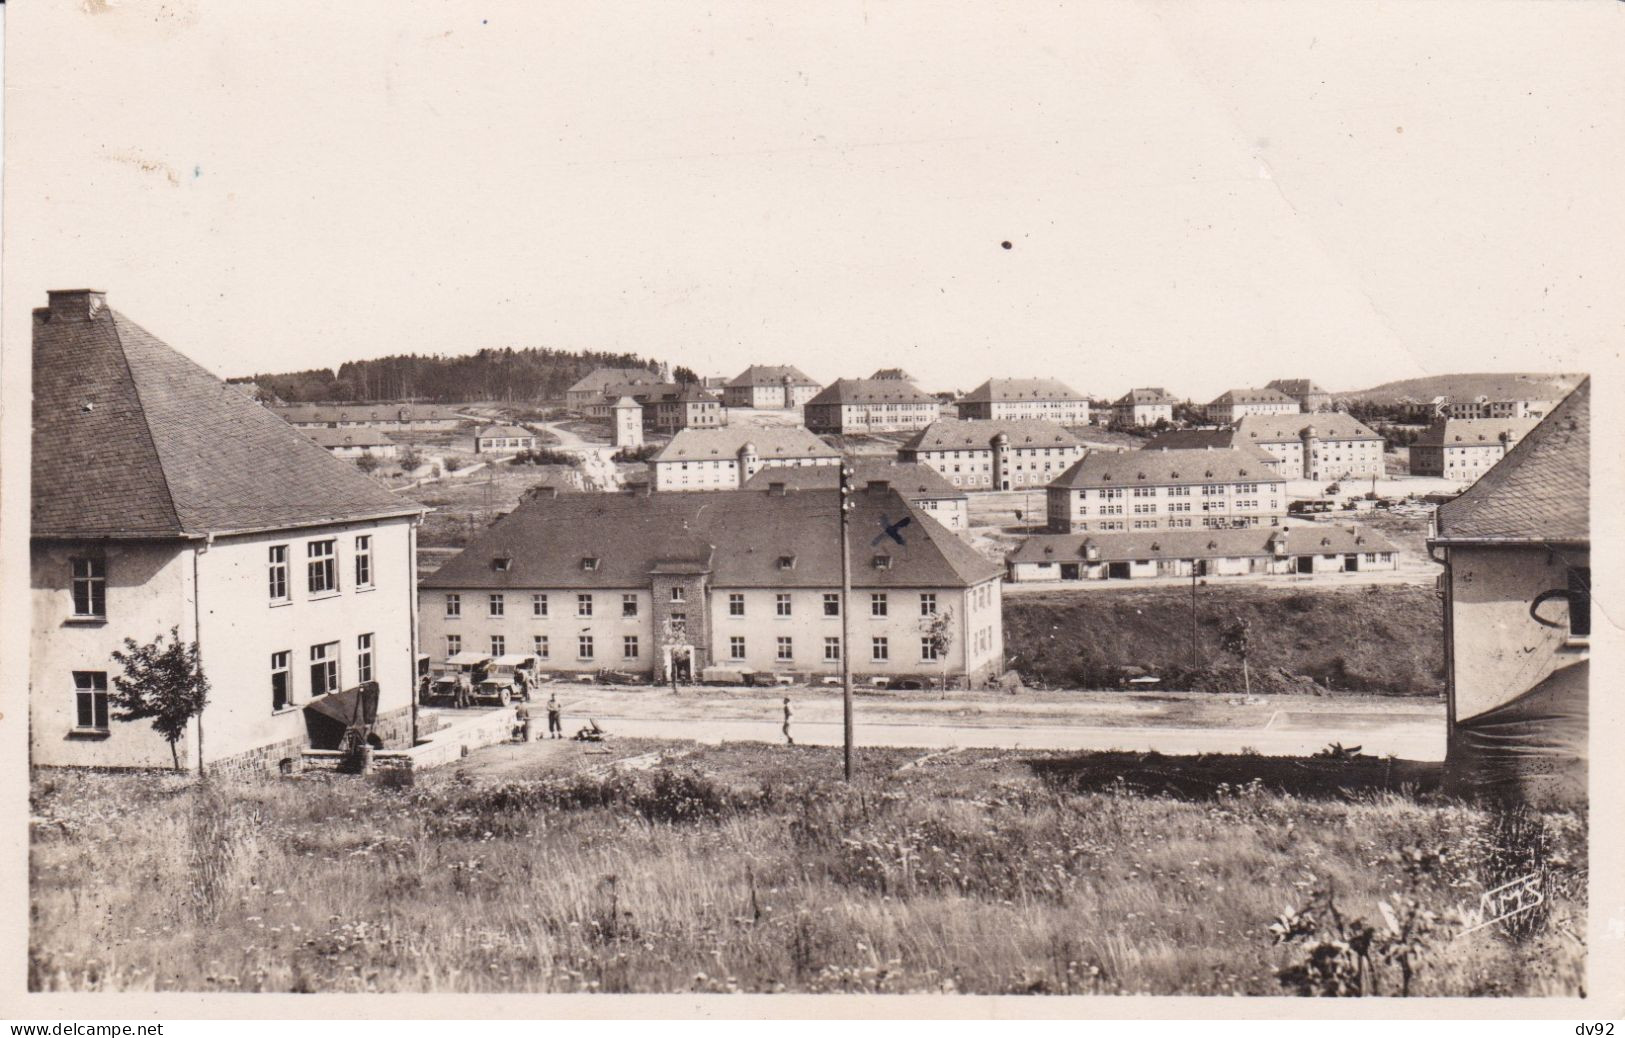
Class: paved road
536,420,622,490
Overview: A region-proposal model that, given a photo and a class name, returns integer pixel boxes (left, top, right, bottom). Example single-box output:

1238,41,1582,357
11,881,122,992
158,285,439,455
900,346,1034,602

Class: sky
5,1,1622,399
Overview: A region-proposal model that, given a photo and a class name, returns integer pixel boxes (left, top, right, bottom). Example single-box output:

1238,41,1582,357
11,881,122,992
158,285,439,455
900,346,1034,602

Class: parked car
473,653,541,705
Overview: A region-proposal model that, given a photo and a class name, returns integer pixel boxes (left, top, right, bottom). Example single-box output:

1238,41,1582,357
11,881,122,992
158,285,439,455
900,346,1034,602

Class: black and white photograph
1,0,1619,1023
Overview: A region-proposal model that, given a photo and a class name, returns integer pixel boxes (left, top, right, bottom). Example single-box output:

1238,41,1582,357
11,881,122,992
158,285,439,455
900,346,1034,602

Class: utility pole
1189,562,1198,671
839,461,856,781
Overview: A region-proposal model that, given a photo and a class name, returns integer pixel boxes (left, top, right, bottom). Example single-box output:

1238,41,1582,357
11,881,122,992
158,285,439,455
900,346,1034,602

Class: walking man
547,692,563,740
782,696,794,746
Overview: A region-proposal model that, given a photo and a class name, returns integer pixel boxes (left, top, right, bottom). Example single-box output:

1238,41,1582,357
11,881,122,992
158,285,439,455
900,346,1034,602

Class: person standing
547,692,563,740
782,696,794,746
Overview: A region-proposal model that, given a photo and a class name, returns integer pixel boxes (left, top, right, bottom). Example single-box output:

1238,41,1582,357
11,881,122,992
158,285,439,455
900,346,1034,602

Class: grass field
30,744,1584,995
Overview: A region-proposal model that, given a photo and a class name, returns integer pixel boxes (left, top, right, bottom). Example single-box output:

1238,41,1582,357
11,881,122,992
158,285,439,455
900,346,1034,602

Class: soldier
782,696,794,746
547,692,563,739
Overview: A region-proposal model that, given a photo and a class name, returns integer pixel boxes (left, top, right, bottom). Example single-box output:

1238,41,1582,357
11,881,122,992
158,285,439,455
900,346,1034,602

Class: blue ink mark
872,514,911,547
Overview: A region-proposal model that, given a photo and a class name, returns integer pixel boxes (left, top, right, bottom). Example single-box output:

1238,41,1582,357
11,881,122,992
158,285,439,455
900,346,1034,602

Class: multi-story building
648,427,841,491
635,382,724,433
1444,397,1555,421
1203,387,1300,424
1231,414,1384,480
1430,379,1588,806
956,378,1091,426
722,365,822,409
566,366,659,412
1410,418,1542,481
301,427,401,461
1266,379,1334,413
418,483,1004,686
271,402,466,430
1007,524,1399,583
898,419,1086,491
30,290,424,775
1111,388,1177,427
743,460,971,532
1046,448,1285,533
474,425,539,454
802,378,941,434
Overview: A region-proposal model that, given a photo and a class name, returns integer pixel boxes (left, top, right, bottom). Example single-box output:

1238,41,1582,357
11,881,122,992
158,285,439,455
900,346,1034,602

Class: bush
612,444,660,463
443,456,464,473
355,454,380,474
512,447,576,466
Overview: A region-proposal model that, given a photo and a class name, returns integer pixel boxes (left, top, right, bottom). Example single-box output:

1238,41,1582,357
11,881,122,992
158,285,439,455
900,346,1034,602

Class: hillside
1003,584,1444,696
233,347,669,404
1339,372,1582,405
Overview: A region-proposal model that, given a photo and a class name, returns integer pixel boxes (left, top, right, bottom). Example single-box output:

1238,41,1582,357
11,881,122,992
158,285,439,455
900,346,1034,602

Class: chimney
40,289,108,322
767,481,787,496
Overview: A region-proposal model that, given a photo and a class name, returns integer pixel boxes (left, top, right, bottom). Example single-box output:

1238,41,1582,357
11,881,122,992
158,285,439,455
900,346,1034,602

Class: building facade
803,378,942,434
1111,388,1177,427
565,366,659,412
1410,418,1541,481
1203,388,1300,424
648,427,841,491
1266,379,1334,413
474,425,539,454
301,427,401,460
722,365,822,409
1007,525,1398,583
743,460,971,532
899,419,1086,491
956,378,1091,425
1046,448,1285,533
1444,397,1555,421
1228,414,1385,480
418,484,1004,686
271,402,466,430
30,290,423,775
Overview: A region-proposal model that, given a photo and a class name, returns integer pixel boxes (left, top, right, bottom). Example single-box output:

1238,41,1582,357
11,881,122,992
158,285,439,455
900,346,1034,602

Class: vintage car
424,652,493,706
472,653,542,705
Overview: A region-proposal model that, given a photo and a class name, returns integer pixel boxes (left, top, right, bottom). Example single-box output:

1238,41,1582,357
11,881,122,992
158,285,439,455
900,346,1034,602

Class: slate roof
1143,428,1236,451
1049,447,1283,489
1009,524,1396,564
900,419,1083,452
961,378,1086,403
302,427,397,449
1232,414,1382,443
612,381,720,405
806,378,937,406
272,402,466,424
1433,379,1589,544
476,425,534,439
650,426,840,463
421,485,998,591
567,366,658,394
726,364,819,388
1114,387,1177,406
742,460,965,499
1413,417,1542,448
32,291,423,540
1208,387,1296,407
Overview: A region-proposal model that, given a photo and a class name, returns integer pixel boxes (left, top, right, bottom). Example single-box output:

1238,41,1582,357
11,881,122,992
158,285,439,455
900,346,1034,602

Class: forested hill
232,348,667,403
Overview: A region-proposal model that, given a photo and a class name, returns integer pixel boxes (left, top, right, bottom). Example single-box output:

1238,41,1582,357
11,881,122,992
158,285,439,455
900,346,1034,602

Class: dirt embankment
1003,584,1445,696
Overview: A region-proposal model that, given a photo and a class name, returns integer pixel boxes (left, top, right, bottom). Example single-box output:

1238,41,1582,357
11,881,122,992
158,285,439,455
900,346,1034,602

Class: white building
1111,388,1177,427
648,427,841,491
1046,447,1285,533
1203,387,1300,423
956,378,1090,425
301,426,401,460
899,419,1086,490
1007,525,1399,583
722,365,822,409
743,460,971,532
1410,418,1542,481
803,378,941,434
474,424,539,454
30,290,424,776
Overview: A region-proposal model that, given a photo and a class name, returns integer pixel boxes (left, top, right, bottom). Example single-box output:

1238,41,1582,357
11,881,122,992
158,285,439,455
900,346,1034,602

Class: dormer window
872,555,893,570
778,555,797,570
492,554,514,572
581,557,600,571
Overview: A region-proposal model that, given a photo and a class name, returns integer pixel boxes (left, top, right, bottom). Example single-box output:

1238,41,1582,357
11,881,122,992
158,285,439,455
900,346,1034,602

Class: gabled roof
1434,379,1588,544
1413,416,1542,448
900,419,1082,452
612,381,720,405
805,377,937,406
421,485,998,590
476,425,534,439
1114,387,1176,407
567,366,658,394
1266,379,1330,397
960,377,1086,403
742,459,965,499
1232,413,1382,443
32,291,423,540
1207,387,1296,407
1143,428,1235,451
726,364,819,388
1049,447,1284,490
1008,524,1396,564
303,427,396,449
650,426,840,463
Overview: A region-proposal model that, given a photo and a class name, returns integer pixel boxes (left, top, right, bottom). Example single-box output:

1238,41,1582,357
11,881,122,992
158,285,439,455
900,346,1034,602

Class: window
823,593,840,617
623,635,640,659
578,634,595,660
577,593,593,617
69,557,108,618
1568,567,1592,639
623,594,639,618
307,540,338,594
354,535,373,589
729,593,745,617
73,671,109,731
668,612,688,635
489,593,505,617
310,642,339,697
354,633,375,684
533,634,549,659
446,634,462,656
776,593,793,617
871,637,889,661
267,547,289,603
665,586,686,605
919,593,937,616
870,593,888,617
271,651,291,711
729,636,746,660
532,593,548,617
445,593,461,617
777,636,794,661
490,635,505,657
921,637,940,662
824,637,841,661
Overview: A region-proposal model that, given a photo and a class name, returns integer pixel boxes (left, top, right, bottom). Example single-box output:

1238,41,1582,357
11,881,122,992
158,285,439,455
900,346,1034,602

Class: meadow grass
29,742,1585,996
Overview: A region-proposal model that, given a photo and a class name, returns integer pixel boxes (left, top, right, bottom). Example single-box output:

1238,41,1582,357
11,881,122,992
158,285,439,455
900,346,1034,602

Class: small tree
399,446,424,472
921,606,955,696
1221,616,1253,698
443,455,465,473
109,625,211,772
355,453,380,474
